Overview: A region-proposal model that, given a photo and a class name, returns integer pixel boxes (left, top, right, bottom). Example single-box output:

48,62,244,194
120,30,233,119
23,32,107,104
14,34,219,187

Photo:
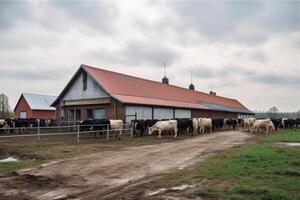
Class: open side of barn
51,64,253,122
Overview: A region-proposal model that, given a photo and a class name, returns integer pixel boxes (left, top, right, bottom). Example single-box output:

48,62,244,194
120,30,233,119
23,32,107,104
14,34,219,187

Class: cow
148,120,178,138
198,118,212,133
80,119,110,137
224,118,238,130
131,119,146,137
271,119,281,131
243,118,256,132
212,119,224,131
176,118,193,135
0,119,6,134
251,119,275,134
109,119,124,139
145,119,159,129
285,119,297,129
192,118,199,135
281,118,288,128
296,118,300,128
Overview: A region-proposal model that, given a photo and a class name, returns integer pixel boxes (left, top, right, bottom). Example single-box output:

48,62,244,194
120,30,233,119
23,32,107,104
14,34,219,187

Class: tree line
254,106,300,119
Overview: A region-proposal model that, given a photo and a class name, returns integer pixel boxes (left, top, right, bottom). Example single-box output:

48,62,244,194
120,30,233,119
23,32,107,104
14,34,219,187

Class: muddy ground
0,131,252,200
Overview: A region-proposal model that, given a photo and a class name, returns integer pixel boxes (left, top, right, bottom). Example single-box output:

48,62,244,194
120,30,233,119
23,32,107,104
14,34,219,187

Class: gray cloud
0,68,64,81
192,64,299,88
192,65,254,79
249,73,300,87
234,50,267,62
168,1,300,45
0,31,61,50
0,1,31,31
87,40,180,66
49,1,119,33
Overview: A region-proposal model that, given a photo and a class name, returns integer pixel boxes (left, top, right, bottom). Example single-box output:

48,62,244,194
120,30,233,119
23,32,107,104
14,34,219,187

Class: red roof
79,65,251,113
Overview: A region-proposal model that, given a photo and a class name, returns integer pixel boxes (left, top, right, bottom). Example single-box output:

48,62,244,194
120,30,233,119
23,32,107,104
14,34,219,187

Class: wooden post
77,125,80,147
106,124,109,140
37,119,40,153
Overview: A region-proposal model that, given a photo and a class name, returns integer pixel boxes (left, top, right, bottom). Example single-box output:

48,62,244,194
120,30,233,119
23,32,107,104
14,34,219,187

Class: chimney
188,70,195,90
162,62,169,84
162,76,169,84
189,83,195,90
209,91,216,96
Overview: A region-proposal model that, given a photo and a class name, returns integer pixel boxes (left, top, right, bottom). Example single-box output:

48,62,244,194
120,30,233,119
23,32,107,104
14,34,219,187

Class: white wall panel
63,72,109,101
174,109,191,118
125,106,152,122
153,108,173,119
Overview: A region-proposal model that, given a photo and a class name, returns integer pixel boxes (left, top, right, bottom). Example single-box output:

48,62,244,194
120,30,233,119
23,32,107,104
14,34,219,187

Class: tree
269,106,279,119
296,110,300,118
0,93,11,118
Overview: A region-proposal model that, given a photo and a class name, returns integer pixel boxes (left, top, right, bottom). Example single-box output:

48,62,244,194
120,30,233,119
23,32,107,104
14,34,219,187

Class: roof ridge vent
162,62,169,84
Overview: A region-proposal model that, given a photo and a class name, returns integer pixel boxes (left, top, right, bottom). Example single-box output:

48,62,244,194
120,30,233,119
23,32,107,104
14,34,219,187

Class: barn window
20,112,27,119
82,71,87,91
75,109,81,120
87,109,105,119
69,109,81,121
87,109,93,119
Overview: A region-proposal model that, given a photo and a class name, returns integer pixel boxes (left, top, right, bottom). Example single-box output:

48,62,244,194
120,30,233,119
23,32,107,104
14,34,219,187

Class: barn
14,93,57,120
51,64,253,122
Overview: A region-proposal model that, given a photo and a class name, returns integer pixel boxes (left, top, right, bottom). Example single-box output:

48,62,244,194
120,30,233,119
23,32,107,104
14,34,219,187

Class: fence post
106,124,109,140
77,125,80,147
130,124,134,138
37,119,40,153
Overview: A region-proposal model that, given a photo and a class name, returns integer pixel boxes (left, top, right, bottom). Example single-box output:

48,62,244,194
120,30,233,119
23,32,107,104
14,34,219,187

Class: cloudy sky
0,0,299,112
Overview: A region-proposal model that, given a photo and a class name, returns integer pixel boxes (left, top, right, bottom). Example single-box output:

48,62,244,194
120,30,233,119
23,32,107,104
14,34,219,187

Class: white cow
281,118,288,128
148,120,178,138
198,118,212,133
109,119,123,139
192,118,199,135
251,119,275,134
243,118,256,132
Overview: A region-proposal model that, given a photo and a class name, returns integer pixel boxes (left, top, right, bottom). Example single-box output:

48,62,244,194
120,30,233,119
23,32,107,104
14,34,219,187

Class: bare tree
0,93,11,118
269,106,279,119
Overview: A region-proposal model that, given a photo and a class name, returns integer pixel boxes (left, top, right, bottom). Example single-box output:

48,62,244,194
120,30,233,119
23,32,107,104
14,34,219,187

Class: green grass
164,130,300,200
0,160,43,173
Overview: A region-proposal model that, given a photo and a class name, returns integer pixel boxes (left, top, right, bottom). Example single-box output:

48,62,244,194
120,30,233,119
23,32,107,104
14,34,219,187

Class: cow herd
79,119,124,139
132,117,300,138
0,117,299,138
0,118,53,134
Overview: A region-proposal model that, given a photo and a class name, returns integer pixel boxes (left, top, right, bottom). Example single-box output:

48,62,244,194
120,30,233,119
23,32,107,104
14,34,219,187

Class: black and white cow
131,119,146,137
176,118,193,135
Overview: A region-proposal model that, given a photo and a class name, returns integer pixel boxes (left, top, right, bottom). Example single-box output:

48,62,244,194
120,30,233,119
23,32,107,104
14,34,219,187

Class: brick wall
192,109,237,119
32,110,56,119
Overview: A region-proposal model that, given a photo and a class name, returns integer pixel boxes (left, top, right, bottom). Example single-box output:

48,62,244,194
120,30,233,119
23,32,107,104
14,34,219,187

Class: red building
14,93,57,119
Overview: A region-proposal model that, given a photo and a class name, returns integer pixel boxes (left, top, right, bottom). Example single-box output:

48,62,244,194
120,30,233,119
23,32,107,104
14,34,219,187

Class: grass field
162,130,300,200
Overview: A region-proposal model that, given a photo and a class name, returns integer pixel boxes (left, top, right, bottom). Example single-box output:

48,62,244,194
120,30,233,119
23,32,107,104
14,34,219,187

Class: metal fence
0,123,134,150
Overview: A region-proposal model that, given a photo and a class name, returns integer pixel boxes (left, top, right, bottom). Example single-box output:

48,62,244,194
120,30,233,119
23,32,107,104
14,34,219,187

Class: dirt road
0,131,252,200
